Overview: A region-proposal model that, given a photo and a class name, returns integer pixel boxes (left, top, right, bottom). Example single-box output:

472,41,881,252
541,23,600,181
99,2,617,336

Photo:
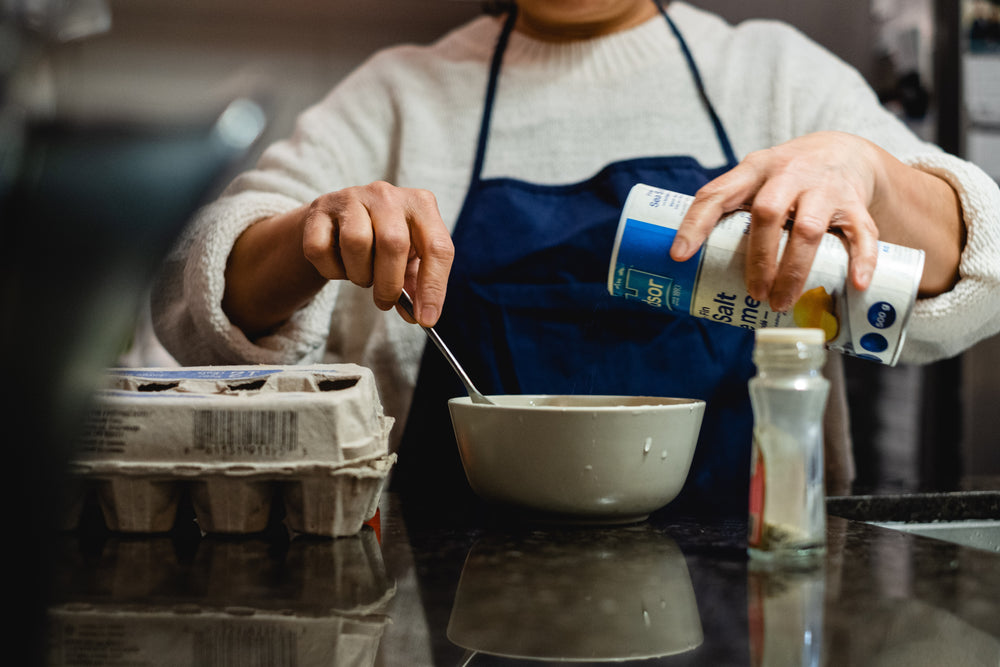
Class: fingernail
671,238,689,260
766,289,791,312
748,281,767,301
419,304,439,325
858,264,875,290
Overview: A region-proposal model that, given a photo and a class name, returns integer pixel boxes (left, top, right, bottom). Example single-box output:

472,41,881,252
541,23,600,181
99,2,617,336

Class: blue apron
394,2,756,516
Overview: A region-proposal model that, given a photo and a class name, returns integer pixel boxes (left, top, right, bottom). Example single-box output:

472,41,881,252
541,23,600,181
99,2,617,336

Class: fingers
675,132,883,311
670,163,762,262
759,188,828,312
832,207,879,292
302,205,347,280
743,175,794,306
301,182,453,326
405,190,454,325
364,187,414,309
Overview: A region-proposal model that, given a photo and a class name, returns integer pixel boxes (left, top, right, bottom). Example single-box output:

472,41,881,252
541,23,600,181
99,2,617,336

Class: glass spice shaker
748,327,829,564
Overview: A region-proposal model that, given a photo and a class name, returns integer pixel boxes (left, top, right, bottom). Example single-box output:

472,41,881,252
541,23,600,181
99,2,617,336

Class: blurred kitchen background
5,0,999,493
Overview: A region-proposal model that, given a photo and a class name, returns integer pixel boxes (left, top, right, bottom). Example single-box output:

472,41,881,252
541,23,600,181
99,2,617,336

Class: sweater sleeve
746,21,1000,364
899,152,1000,364
817,67,1000,364
151,51,402,366
151,191,339,366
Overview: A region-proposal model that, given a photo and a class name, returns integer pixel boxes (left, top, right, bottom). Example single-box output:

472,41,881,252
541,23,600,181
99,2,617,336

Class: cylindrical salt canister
607,184,925,365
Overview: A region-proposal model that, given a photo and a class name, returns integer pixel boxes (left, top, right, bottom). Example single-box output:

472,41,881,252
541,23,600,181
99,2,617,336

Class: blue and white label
860,333,890,353
609,183,924,366
108,368,279,381
867,302,896,329
609,218,700,313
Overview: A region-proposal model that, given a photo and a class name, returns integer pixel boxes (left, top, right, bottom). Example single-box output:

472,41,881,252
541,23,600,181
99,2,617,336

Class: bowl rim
448,394,705,412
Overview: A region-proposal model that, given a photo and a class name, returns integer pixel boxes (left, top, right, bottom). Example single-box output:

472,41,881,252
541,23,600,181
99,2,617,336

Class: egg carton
65,364,395,536
48,530,395,667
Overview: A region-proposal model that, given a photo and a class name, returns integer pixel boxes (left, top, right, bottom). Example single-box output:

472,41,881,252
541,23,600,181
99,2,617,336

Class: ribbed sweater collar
451,2,703,80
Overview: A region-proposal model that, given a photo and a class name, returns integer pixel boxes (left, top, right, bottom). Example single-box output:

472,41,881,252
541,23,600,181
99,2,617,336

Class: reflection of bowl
448,395,704,523
447,526,703,661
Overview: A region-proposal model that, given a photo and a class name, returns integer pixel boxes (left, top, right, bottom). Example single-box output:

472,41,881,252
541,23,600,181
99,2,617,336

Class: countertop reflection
448,526,702,662
47,491,1000,666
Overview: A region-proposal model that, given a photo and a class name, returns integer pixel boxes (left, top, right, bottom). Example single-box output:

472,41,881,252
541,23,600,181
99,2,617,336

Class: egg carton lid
74,364,394,467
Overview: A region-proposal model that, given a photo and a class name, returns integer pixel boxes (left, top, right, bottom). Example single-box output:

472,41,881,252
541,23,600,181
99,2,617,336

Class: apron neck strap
655,0,738,166
470,6,518,185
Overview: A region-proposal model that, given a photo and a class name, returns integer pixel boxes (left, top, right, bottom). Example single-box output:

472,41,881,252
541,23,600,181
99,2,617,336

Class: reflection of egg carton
52,528,396,614
48,607,390,667
65,364,395,537
47,608,390,667
48,529,396,666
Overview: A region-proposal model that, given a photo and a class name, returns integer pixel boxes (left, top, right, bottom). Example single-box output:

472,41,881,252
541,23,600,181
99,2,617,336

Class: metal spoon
398,288,495,405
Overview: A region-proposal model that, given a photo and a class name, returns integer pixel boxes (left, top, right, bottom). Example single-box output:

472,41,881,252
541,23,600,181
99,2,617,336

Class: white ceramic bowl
448,395,705,523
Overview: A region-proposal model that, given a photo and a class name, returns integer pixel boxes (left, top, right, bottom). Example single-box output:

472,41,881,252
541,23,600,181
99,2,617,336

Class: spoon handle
397,289,494,405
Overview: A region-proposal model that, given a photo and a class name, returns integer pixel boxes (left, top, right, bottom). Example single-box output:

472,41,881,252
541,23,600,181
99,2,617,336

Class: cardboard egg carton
48,529,395,666
66,364,395,537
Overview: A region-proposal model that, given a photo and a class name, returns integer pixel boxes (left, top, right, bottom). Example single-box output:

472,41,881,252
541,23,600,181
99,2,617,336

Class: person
152,0,1000,514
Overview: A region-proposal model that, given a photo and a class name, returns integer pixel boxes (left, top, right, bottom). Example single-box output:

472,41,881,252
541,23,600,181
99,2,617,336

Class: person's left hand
668,131,882,312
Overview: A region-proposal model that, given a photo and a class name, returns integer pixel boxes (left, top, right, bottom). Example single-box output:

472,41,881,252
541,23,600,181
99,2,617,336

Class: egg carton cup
66,364,396,536
67,455,395,536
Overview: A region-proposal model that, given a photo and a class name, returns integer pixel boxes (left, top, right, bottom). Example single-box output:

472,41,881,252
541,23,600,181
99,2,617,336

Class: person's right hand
223,181,453,337
301,181,454,325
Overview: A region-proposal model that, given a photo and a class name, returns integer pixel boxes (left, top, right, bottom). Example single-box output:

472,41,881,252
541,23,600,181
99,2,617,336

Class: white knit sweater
153,2,1000,445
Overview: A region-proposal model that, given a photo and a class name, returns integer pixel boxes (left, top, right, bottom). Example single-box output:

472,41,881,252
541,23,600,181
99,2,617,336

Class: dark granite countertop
828,490,1000,522
45,489,1000,666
